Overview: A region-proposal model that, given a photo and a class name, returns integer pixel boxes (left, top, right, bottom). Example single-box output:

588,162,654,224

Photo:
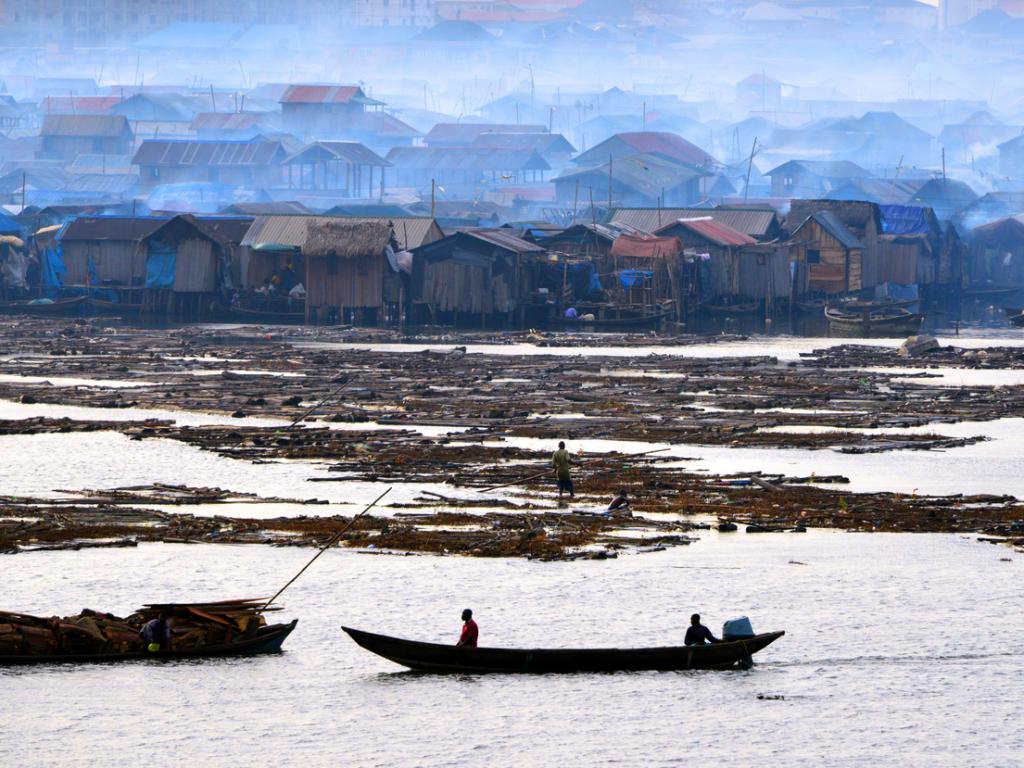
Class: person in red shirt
456,608,479,648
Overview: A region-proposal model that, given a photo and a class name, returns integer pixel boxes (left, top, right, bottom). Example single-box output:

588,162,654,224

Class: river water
2,333,1023,766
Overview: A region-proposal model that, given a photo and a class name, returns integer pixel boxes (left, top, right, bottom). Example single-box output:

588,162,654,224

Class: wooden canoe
0,296,87,315
0,619,297,665
825,306,923,337
342,626,784,673
224,304,306,324
704,301,761,316
556,307,671,331
88,297,143,315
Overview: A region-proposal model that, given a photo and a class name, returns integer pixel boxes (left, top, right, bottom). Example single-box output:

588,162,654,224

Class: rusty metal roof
131,139,284,167
666,218,757,247
190,112,269,131
241,215,443,251
279,85,383,106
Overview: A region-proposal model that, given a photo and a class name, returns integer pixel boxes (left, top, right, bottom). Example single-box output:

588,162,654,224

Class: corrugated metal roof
191,112,268,131
386,147,550,171
576,131,715,168
60,215,169,241
285,141,390,167
465,228,545,253
425,123,547,144
40,96,122,115
132,139,283,167
241,215,443,251
279,85,382,106
41,115,130,138
472,132,576,154
670,218,757,247
613,207,778,237
807,211,864,249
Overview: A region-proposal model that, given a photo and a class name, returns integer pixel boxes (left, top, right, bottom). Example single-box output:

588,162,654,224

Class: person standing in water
552,441,574,499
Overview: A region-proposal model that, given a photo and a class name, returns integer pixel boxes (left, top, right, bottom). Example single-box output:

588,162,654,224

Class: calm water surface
2,335,1023,767
2,531,1020,767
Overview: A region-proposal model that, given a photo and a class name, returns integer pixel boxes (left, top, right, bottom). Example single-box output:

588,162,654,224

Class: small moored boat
0,295,88,316
825,305,923,337
342,626,784,673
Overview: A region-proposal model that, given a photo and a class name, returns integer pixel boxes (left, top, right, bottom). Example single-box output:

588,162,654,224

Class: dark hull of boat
965,286,1021,298
0,296,87,315
1009,313,1024,328
0,619,297,665
556,310,668,331
342,626,784,673
88,297,142,315
825,308,923,337
226,305,306,324
704,302,760,316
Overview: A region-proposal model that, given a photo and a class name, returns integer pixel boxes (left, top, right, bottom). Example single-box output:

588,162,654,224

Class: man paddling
457,608,478,648
684,613,720,646
552,441,575,499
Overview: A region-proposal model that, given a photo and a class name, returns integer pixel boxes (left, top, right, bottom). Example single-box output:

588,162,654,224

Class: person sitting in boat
140,613,172,652
456,608,478,648
607,489,631,515
684,614,720,646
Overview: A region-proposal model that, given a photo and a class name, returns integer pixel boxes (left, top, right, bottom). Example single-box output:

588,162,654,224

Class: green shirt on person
552,448,571,480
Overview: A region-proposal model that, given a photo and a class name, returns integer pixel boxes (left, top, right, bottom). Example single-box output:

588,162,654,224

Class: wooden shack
411,229,544,327
789,200,881,292
789,211,865,296
141,214,248,319
57,216,165,298
656,218,789,304
968,216,1024,288
302,219,398,325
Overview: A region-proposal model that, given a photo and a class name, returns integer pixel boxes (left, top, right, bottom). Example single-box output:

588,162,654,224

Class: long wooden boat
0,619,297,665
342,626,784,673
704,300,760,316
223,304,306,324
825,306,923,337
0,295,88,315
556,307,670,331
964,285,1021,298
88,297,143,315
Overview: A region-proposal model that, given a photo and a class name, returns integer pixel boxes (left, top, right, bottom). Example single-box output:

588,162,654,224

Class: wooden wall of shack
61,239,147,287
306,253,385,310
791,217,862,294
789,200,879,292
706,245,791,300
412,239,518,315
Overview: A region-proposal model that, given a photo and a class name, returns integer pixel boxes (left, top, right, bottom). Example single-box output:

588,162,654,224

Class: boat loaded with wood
342,624,784,673
0,599,296,665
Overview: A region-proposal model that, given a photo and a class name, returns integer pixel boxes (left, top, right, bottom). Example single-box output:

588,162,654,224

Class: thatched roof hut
303,219,392,258
302,218,399,315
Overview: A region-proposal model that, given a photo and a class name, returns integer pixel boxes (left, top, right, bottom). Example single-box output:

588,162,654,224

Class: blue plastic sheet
619,269,652,288
41,245,66,293
145,240,176,289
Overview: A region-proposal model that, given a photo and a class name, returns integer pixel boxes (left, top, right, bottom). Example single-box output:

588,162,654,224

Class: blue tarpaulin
879,205,930,235
619,269,653,288
145,240,176,289
875,282,919,301
41,245,65,293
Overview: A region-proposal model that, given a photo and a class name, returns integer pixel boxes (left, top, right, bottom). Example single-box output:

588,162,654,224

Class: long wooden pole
285,375,352,429
260,487,391,613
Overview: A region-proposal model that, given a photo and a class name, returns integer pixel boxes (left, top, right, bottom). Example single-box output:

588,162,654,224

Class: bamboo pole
260,487,391,613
